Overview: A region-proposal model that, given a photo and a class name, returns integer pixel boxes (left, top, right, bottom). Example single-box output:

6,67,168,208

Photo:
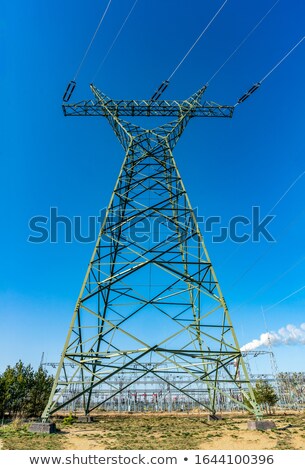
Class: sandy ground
57,412,305,451
63,429,107,450
202,431,275,450
61,430,305,451
1,411,304,450
201,432,305,451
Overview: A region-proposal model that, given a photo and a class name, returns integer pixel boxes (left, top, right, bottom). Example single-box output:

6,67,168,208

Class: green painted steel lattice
42,85,261,419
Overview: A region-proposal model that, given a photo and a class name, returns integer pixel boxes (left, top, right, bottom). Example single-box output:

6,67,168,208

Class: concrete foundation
77,416,94,423
247,420,276,431
28,422,57,434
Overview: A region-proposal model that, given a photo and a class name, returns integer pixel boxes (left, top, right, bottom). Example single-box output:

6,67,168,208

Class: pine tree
26,367,54,417
0,362,53,418
244,380,278,414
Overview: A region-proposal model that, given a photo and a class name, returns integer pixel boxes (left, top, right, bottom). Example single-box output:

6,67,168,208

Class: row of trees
0,361,53,418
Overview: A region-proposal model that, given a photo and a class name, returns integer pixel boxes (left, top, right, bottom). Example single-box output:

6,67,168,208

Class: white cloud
240,323,305,352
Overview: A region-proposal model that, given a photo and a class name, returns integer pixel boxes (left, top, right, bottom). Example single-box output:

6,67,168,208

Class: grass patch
0,423,64,450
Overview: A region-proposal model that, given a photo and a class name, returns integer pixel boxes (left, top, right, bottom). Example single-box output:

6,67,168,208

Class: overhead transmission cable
218,168,305,307
228,205,305,290
74,0,113,81
206,0,280,85
264,284,305,312
167,0,228,81
92,0,139,82
150,0,229,100
235,35,305,106
218,167,305,271
260,35,305,83
268,169,305,214
231,252,305,316
63,0,113,102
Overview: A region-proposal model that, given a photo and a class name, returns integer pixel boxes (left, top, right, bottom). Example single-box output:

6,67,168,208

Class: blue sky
1,0,305,374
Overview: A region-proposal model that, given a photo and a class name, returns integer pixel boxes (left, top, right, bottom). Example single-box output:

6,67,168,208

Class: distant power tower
42,84,261,420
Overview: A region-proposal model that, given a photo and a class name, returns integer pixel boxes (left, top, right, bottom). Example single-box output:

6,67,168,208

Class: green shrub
62,414,76,426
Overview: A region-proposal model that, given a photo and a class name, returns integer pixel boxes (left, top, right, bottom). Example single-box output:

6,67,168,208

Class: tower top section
63,84,234,119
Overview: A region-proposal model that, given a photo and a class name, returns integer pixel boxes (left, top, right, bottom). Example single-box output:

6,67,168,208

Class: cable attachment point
150,80,169,101
63,80,76,102
237,82,261,104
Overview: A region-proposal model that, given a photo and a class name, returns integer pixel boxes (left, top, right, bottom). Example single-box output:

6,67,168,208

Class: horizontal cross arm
62,100,234,118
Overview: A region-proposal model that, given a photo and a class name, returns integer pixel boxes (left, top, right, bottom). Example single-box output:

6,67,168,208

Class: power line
264,284,305,312
229,207,305,289
63,0,113,102
235,35,305,106
231,252,305,316
150,0,228,100
260,35,305,83
268,169,305,214
224,167,305,290
93,0,139,82
218,168,305,271
167,0,229,82
74,0,113,81
207,0,280,85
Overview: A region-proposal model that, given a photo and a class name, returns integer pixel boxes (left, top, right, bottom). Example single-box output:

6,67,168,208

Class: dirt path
63,430,106,450
200,430,275,450
0,439,3,450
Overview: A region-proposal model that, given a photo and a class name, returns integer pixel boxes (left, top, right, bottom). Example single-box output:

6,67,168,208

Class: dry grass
0,420,64,450
0,411,305,450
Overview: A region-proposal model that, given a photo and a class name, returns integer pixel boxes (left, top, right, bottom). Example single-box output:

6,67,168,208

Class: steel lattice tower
42,84,261,420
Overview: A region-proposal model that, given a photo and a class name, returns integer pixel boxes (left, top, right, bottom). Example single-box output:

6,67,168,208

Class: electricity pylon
42,84,261,420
